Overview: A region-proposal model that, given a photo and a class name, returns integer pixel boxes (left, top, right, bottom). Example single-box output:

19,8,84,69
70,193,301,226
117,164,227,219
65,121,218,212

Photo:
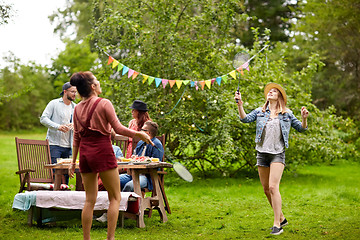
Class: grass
0,130,359,239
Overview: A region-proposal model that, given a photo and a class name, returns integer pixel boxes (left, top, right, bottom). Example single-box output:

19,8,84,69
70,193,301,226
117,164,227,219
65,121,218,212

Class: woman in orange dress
126,100,151,158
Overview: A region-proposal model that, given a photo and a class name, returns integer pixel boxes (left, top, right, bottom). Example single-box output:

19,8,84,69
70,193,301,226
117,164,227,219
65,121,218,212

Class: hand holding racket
234,91,243,105
232,51,250,103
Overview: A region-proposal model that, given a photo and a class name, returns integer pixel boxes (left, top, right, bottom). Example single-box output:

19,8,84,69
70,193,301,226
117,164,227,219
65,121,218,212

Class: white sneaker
96,213,108,223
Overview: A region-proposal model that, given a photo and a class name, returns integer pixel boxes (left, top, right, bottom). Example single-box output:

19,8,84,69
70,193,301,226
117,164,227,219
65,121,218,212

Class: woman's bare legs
258,163,285,227
99,168,121,240
81,172,99,240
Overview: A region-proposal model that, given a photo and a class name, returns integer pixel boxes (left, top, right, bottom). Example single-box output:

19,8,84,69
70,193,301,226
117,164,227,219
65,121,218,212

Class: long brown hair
136,111,151,130
262,88,287,114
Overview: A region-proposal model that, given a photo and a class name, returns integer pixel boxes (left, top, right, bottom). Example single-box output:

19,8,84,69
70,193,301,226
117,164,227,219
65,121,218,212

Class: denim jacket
240,107,307,148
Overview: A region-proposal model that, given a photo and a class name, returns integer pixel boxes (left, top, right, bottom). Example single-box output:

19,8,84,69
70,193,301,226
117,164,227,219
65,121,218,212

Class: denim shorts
256,151,286,167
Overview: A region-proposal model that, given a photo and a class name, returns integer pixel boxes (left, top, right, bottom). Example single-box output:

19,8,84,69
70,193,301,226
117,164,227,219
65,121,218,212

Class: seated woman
120,121,164,192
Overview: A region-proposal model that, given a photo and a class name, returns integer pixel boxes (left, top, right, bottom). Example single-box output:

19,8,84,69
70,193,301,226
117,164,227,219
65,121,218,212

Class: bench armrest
16,169,35,175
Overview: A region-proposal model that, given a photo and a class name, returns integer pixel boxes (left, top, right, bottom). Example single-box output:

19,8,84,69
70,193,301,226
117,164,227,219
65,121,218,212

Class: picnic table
45,161,173,228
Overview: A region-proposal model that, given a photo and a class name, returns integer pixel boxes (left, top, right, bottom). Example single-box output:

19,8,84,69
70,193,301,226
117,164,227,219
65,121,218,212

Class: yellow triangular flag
142,74,149,84
112,60,119,69
175,80,183,89
205,80,212,89
229,70,237,80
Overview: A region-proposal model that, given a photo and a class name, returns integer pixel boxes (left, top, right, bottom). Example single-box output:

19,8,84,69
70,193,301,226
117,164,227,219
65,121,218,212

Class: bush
0,58,55,130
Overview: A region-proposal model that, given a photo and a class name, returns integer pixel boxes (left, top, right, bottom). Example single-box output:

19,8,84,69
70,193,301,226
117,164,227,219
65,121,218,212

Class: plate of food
117,162,129,165
132,161,149,165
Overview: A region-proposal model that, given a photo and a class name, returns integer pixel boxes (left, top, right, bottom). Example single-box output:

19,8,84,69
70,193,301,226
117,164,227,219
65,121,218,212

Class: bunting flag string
100,44,269,91
106,55,249,91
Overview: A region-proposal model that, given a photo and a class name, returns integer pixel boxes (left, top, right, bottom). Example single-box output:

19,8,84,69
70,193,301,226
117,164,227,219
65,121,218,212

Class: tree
234,0,299,47
289,0,360,120
86,1,357,175
0,2,13,25
50,39,98,93
0,56,55,130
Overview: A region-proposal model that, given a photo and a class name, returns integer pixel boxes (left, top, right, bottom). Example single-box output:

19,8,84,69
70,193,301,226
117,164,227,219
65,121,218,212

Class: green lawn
0,131,359,239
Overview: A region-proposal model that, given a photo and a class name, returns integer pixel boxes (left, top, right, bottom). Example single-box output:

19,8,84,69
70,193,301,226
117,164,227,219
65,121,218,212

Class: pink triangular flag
162,79,168,88
128,69,134,78
195,81,199,90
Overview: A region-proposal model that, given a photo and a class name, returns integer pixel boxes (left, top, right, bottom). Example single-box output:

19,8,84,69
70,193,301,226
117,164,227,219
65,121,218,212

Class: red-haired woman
234,83,309,235
126,100,151,158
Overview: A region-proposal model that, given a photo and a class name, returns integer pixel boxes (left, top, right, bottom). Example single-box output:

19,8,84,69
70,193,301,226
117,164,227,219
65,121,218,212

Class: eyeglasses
141,129,149,132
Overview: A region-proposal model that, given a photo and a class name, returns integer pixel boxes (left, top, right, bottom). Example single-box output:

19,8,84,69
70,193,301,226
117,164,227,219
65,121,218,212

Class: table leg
53,169,63,190
150,169,168,222
75,171,84,191
130,169,146,228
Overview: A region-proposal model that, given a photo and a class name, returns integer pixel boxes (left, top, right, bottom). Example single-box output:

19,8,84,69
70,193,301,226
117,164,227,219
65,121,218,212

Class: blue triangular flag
155,78,162,87
122,66,129,75
216,76,222,86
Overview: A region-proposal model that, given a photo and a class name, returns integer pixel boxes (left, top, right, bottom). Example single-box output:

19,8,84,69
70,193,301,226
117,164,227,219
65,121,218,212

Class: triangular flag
112,60,119,69
168,80,176,88
199,81,206,90
122,66,129,75
132,71,139,80
155,78,162,87
195,81,199,90
128,69,134,78
175,80,183,89
211,78,216,85
183,80,190,85
237,66,244,75
190,81,195,87
117,63,124,72
107,56,114,65
241,63,250,71
142,74,149,84
229,70,237,80
216,76,222,86
222,75,228,83
205,80,212,89
162,79,168,88
148,76,155,85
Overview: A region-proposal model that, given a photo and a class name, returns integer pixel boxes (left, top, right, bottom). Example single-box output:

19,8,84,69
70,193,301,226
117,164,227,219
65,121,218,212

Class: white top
256,118,285,154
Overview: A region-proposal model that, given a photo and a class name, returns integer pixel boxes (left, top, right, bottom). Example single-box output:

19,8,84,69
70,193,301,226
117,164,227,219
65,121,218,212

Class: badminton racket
154,145,193,182
232,51,250,103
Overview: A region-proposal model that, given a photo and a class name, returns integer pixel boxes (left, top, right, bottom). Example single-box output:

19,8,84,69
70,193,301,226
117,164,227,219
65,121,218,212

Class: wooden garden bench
15,137,55,193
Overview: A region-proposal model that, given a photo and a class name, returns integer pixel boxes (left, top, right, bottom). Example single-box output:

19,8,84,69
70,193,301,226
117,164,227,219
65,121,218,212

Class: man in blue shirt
120,121,164,192
40,82,77,184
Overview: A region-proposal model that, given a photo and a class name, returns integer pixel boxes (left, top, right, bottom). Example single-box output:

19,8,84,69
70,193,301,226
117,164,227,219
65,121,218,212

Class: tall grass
0,131,359,239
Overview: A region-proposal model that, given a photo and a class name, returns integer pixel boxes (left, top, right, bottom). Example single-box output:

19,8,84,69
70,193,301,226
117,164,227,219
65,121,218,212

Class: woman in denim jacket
234,83,309,235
